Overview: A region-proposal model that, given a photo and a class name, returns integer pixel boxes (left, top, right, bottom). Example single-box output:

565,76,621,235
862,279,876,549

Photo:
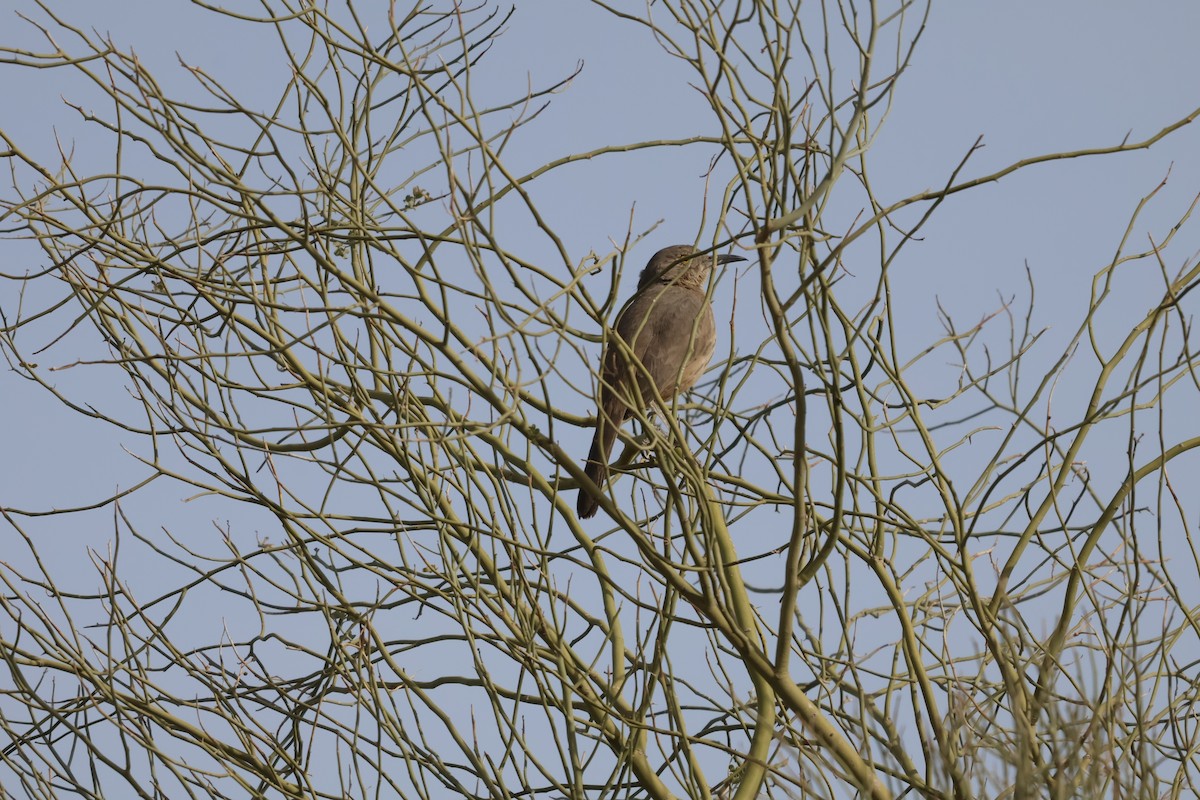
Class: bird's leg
610,415,657,471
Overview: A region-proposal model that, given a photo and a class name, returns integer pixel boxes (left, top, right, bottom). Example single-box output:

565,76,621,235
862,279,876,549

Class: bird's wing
628,285,714,400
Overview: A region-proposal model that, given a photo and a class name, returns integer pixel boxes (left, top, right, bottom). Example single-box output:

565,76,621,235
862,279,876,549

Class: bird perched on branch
577,244,745,519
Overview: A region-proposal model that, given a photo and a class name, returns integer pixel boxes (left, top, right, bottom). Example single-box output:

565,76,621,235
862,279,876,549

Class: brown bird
577,244,745,518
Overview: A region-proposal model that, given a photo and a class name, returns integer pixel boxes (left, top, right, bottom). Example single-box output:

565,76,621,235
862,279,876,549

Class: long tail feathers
577,407,620,518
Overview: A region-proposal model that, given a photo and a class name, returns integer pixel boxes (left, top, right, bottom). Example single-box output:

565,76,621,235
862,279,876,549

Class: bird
577,244,746,518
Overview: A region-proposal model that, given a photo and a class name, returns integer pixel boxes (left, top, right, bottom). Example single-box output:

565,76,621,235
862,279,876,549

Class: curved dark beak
717,254,747,265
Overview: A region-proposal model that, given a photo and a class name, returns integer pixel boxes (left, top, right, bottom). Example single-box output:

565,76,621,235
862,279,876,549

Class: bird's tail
577,405,621,519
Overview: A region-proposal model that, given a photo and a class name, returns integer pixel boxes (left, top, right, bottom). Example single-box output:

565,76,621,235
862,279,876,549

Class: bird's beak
717,254,747,265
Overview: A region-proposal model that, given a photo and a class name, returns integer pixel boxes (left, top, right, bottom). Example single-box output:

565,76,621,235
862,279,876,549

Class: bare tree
3,2,1199,799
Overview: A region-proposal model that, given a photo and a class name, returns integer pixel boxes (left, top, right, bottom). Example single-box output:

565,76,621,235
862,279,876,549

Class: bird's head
637,244,746,290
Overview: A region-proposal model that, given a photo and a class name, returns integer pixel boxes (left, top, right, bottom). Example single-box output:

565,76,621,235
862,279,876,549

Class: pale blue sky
5,2,1198,514
1,2,1199,794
